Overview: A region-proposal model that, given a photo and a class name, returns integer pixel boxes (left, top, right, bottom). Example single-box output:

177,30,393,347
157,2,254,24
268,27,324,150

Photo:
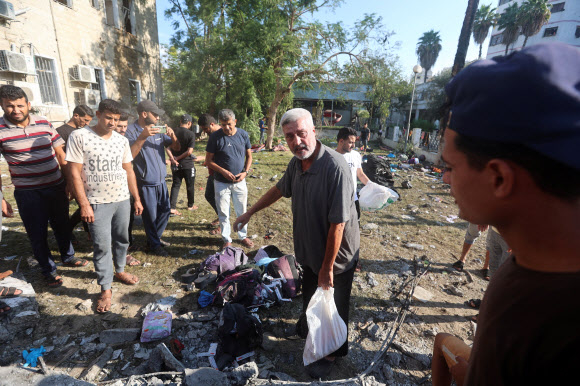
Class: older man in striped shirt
0,85,88,287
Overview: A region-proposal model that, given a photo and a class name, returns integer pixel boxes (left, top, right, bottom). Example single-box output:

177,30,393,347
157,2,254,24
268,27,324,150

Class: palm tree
473,4,497,59
416,30,442,82
518,0,552,48
452,0,480,76
498,3,520,55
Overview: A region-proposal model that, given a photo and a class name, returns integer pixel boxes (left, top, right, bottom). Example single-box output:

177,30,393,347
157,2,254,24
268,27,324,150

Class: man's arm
205,152,236,182
318,222,345,289
233,186,283,232
166,148,178,166
54,144,67,167
234,149,253,182
0,176,13,218
174,147,194,162
122,162,143,216
166,127,181,151
54,144,74,199
130,126,159,159
356,168,370,185
69,162,94,223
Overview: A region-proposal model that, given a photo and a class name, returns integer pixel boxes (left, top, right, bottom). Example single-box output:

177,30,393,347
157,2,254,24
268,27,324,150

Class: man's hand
138,126,160,139
170,158,179,166
234,172,247,182
2,199,13,218
233,212,252,233
450,356,469,386
317,265,334,289
166,126,176,138
80,204,95,223
221,170,236,182
134,200,144,216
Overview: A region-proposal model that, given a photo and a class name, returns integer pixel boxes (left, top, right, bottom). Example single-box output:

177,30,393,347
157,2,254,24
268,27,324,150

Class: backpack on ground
194,247,249,289
362,154,395,188
215,268,263,307
265,254,303,298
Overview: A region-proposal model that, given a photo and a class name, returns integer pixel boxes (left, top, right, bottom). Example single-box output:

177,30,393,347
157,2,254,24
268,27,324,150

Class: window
129,79,141,105
490,33,504,46
34,56,61,105
552,3,565,13
121,0,135,34
147,91,156,103
543,27,558,37
576,26,580,39
91,68,107,99
54,0,73,6
499,0,512,6
105,0,120,28
91,0,100,9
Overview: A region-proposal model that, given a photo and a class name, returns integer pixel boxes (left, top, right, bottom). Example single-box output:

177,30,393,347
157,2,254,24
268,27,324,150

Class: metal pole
405,74,418,150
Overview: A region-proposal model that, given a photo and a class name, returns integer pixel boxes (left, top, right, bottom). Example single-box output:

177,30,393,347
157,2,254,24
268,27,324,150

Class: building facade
486,0,580,58
0,0,162,124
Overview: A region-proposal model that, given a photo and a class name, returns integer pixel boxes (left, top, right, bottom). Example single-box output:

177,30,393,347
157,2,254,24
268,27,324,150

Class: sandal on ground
0,286,22,298
211,219,220,227
63,257,89,267
187,205,199,211
480,268,490,281
467,299,482,309
452,260,464,272
114,272,139,285
170,210,182,217
44,274,63,288
0,301,11,317
0,270,13,281
96,290,112,314
209,228,221,235
355,261,362,272
125,254,141,267
241,238,254,248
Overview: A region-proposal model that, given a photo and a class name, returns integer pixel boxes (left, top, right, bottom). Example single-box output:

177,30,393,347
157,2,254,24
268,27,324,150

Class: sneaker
150,245,169,257
160,239,171,247
305,358,335,379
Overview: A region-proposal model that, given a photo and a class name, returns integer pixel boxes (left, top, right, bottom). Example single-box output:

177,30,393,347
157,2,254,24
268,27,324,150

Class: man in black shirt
56,105,94,150
167,114,198,215
359,123,370,152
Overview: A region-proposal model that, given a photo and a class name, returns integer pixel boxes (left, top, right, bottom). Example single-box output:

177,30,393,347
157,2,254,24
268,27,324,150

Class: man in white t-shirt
336,127,370,219
66,99,144,314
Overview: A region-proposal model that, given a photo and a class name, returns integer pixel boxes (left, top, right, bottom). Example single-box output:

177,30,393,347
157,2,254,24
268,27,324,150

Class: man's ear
486,159,515,199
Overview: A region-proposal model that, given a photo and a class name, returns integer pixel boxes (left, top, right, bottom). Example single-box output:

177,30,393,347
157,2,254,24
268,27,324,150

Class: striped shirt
0,114,65,190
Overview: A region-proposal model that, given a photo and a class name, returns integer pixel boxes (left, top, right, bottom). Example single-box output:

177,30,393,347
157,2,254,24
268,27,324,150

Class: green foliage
498,3,521,54
357,109,370,119
519,0,551,47
473,4,497,59
396,138,416,157
411,119,435,133
416,30,442,81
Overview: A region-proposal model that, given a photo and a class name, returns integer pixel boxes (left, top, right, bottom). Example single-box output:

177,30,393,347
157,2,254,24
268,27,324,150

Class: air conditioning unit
0,51,36,74
0,1,15,20
72,64,96,83
84,89,101,109
13,81,42,105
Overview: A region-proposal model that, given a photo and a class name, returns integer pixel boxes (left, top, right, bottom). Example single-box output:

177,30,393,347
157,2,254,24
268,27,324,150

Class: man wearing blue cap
431,42,580,385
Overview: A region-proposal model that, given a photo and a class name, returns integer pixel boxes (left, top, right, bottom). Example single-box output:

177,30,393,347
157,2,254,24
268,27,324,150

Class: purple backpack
200,247,249,275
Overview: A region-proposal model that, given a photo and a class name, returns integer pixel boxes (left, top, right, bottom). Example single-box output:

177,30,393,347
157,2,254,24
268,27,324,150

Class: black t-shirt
360,128,370,141
56,124,77,151
465,256,580,385
172,126,196,169
206,128,251,183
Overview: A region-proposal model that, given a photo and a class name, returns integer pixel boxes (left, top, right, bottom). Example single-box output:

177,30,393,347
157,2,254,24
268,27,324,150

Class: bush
411,119,435,133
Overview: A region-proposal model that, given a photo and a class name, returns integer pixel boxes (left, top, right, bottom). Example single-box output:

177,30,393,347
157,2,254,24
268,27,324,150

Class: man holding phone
125,100,180,256
205,109,254,249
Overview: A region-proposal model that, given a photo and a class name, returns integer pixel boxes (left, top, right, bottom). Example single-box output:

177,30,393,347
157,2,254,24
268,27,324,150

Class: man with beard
56,104,94,150
0,85,88,287
430,42,580,385
234,108,360,378
66,99,143,313
125,100,180,256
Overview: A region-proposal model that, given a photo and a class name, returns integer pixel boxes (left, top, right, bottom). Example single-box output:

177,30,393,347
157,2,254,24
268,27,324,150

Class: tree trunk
478,43,482,59
522,35,528,48
452,0,480,76
265,89,288,149
505,43,509,55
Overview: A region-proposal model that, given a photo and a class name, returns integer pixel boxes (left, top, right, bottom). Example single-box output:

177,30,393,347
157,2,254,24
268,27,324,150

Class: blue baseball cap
445,42,580,170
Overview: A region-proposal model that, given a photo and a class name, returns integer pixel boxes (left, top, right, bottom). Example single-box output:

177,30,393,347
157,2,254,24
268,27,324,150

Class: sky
155,0,489,77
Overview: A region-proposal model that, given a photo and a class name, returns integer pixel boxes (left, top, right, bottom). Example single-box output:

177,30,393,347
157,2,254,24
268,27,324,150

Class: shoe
194,271,218,290
63,257,89,267
160,239,171,247
452,260,464,272
305,358,335,379
150,246,169,257
283,326,305,340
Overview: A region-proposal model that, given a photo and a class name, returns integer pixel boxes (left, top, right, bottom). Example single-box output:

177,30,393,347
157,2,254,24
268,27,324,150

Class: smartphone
153,125,166,134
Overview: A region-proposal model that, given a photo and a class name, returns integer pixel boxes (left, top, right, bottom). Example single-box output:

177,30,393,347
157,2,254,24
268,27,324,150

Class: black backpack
265,255,303,298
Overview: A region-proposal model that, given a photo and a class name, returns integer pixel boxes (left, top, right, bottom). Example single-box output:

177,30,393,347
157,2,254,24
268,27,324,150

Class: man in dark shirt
258,116,267,144
56,105,94,149
234,108,360,379
198,114,221,233
430,42,580,385
167,114,198,215
205,109,253,249
359,122,370,152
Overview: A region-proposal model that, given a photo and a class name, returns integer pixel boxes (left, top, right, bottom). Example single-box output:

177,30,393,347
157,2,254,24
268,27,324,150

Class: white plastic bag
358,181,399,211
303,287,347,366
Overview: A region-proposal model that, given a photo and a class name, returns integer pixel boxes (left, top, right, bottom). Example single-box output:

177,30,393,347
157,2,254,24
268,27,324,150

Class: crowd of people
0,41,579,383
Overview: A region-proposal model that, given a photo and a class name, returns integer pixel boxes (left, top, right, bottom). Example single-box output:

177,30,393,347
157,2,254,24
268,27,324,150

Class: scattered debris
412,286,434,303
362,223,378,230
404,243,424,250
402,180,413,189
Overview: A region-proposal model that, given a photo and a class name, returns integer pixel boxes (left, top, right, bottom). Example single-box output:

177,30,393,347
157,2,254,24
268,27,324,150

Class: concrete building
0,0,162,124
486,0,580,58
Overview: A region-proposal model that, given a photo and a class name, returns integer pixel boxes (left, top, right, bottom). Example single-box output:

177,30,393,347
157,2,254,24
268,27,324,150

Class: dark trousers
355,200,360,221
139,183,171,249
296,263,357,357
170,167,196,209
205,174,218,215
128,195,135,247
14,182,75,276
259,130,265,144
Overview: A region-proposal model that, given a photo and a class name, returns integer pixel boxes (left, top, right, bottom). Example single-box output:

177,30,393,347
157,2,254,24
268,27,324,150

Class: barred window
490,34,504,46
34,56,61,105
543,27,558,37
552,3,565,13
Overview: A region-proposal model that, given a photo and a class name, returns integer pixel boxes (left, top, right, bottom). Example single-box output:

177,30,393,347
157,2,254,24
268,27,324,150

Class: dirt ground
0,138,490,384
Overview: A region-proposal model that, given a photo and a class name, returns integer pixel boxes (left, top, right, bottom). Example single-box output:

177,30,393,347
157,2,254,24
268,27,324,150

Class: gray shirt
276,142,360,274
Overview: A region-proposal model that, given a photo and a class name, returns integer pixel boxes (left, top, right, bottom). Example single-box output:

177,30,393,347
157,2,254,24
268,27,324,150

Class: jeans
259,130,265,144
14,182,75,276
296,263,357,357
214,179,248,243
138,183,171,249
87,200,130,290
170,166,196,209
205,174,218,215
